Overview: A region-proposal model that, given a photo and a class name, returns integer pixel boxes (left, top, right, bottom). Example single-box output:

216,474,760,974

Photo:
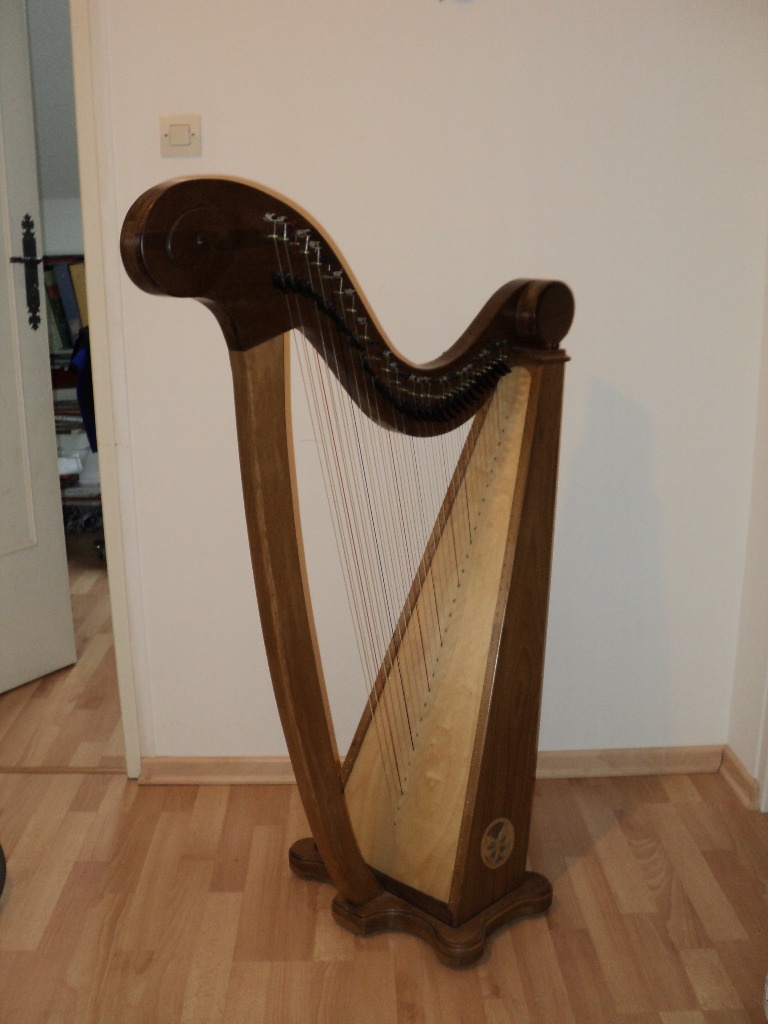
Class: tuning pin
294,228,311,251
263,213,286,240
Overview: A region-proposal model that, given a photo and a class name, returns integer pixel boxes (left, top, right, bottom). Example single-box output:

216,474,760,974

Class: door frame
69,0,141,776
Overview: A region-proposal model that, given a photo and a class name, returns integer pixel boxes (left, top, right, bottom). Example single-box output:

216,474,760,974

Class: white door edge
69,0,144,778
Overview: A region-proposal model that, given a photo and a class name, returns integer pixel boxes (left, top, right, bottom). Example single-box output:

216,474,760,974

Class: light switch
168,123,191,147
160,114,201,157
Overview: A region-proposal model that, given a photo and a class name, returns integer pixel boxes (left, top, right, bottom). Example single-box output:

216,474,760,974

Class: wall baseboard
535,745,724,780
139,756,295,786
719,744,760,810
139,744,760,810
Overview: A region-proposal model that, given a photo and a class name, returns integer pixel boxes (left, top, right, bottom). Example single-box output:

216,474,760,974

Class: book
53,263,82,344
44,270,71,350
68,262,88,327
45,294,64,351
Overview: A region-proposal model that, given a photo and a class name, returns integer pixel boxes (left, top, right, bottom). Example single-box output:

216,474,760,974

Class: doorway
0,0,129,774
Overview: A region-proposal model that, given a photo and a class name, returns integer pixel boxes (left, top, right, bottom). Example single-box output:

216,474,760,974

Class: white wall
39,197,83,254
89,0,768,761
27,0,82,254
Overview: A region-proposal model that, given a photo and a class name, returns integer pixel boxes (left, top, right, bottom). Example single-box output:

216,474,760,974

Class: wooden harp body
120,178,573,966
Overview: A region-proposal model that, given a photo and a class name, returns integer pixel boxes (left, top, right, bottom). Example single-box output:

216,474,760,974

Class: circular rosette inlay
480,818,515,869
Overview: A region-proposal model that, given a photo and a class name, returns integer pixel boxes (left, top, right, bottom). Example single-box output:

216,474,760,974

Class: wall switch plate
160,114,201,157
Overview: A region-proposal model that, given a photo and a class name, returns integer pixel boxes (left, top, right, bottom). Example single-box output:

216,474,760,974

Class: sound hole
480,818,515,869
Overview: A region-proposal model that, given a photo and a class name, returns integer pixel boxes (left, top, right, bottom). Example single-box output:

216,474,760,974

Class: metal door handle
9,213,42,330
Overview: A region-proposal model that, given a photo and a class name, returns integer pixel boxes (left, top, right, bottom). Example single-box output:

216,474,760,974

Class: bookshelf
45,255,102,535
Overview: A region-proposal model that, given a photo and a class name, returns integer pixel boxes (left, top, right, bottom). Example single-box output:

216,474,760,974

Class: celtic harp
120,177,574,966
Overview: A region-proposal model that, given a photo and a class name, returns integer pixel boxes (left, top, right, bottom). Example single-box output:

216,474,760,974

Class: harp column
229,331,381,909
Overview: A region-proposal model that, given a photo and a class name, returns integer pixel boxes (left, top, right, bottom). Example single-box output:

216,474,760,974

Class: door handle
8,213,42,330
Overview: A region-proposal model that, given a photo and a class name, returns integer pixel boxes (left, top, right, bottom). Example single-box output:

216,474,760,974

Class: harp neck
120,177,572,436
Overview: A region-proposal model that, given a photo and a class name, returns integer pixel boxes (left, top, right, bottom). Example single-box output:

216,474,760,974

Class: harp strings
268,218,482,810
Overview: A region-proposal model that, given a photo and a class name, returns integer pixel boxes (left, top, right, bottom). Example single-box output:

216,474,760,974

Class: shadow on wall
542,377,670,750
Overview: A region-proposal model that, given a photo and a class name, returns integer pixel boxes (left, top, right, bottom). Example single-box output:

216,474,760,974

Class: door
0,0,76,693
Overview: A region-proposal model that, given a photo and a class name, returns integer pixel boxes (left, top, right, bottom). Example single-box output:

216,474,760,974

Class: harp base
288,837,552,967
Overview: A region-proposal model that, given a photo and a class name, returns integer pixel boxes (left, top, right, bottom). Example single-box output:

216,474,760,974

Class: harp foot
288,837,552,968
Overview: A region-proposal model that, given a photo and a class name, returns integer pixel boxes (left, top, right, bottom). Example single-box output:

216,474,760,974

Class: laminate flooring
0,544,766,1022
0,534,124,773
1,771,766,1021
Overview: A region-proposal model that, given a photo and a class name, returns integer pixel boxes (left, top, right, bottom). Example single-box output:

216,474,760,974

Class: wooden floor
0,534,125,773
0,547,767,1022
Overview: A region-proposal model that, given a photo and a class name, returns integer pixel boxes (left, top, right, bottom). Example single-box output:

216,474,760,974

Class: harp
120,177,573,966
